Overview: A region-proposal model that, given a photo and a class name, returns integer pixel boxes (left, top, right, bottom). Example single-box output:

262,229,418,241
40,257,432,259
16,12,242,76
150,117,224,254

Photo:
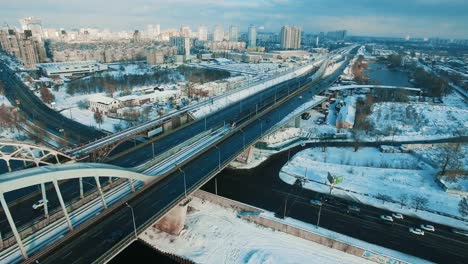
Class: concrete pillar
154,199,190,235
295,116,301,128
95,176,107,209
53,180,73,231
129,179,135,193
0,230,3,250
41,183,49,219
0,193,27,259
108,176,112,184
79,177,84,199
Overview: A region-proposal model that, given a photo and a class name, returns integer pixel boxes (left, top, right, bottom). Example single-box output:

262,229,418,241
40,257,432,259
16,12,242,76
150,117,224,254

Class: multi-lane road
27,51,353,263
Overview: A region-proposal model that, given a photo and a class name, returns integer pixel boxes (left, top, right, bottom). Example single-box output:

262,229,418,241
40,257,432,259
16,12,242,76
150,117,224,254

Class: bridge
0,46,357,263
329,84,422,93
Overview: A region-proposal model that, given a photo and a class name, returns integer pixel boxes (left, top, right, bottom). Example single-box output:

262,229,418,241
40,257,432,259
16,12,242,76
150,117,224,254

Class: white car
392,213,404,220
409,228,425,236
420,224,435,232
310,199,322,206
32,199,48,210
380,215,393,222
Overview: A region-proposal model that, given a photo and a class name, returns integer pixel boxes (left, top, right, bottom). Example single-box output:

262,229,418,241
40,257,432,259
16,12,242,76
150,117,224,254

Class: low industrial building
36,60,108,77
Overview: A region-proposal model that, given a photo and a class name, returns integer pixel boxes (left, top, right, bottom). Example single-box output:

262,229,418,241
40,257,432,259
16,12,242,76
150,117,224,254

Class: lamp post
178,167,187,198
125,202,137,239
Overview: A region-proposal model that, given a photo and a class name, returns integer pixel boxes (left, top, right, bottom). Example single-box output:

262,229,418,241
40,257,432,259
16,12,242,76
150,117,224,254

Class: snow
279,147,468,230
368,101,467,141
260,212,432,264
140,196,375,264
191,63,317,119
46,89,128,133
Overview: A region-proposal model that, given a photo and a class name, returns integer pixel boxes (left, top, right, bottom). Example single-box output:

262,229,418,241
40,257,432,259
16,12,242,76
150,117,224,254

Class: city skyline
1,0,467,39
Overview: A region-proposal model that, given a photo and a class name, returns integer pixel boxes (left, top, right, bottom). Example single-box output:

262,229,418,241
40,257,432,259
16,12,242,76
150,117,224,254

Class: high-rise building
326,30,346,41
180,26,192,38
280,26,301,49
247,25,256,48
19,16,43,40
146,48,165,65
198,26,208,41
133,30,141,43
146,24,160,37
170,36,190,57
213,25,224,42
0,29,47,68
229,25,239,42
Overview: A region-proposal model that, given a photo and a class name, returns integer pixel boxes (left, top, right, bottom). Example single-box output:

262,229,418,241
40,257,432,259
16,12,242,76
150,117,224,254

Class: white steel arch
0,141,75,172
328,85,422,92
0,163,150,193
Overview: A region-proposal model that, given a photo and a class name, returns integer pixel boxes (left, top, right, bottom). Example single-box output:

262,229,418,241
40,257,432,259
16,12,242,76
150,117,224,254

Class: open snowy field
140,196,375,264
368,92,467,141
280,147,468,229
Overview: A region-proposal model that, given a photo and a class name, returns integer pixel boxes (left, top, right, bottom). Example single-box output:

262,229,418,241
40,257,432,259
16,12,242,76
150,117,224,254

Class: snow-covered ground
368,99,467,141
44,89,128,133
0,95,28,141
141,196,393,264
280,147,468,230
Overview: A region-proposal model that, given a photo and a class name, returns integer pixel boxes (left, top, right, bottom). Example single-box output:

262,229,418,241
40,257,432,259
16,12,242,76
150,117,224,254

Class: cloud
1,0,466,38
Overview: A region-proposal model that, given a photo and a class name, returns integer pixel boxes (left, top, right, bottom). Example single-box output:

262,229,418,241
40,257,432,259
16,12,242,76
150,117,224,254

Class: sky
1,0,467,38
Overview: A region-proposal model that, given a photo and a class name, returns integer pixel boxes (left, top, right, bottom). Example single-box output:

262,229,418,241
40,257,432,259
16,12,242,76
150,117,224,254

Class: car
409,228,425,236
391,213,404,220
452,229,468,237
310,199,322,206
32,199,48,210
347,205,360,213
380,215,393,222
420,224,435,232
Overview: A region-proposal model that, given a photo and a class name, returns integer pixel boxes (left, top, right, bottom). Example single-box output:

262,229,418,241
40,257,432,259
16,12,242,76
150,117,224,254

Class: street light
125,202,137,239
178,167,187,198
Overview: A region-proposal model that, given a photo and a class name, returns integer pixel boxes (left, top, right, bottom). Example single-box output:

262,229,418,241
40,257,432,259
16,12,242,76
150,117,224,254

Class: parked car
310,199,322,206
392,213,404,220
409,228,425,236
32,199,48,210
380,215,393,222
420,224,435,232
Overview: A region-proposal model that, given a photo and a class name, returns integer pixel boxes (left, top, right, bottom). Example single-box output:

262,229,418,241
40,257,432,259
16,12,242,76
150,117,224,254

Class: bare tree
93,110,104,128
376,193,393,204
459,197,468,217
398,193,408,208
40,86,55,104
411,196,429,212
440,143,463,175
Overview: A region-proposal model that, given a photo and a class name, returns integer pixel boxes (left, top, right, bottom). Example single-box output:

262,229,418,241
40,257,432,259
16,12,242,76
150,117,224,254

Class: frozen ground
0,95,28,141
140,196,375,264
280,147,468,230
368,99,467,141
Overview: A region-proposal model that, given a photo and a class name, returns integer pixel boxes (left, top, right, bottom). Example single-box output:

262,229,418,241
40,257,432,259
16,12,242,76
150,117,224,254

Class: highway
0,62,105,145
27,50,353,263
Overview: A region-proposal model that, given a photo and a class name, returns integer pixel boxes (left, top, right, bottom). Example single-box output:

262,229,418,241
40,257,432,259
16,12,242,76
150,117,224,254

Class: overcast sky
1,0,467,38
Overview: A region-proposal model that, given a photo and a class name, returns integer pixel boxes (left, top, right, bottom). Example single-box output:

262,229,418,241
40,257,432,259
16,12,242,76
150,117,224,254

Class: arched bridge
0,163,150,261
0,141,75,172
329,84,422,93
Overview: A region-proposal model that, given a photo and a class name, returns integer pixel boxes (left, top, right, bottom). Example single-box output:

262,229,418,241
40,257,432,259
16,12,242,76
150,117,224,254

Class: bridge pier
79,177,84,199
129,179,135,192
53,180,73,231
154,198,191,235
0,193,27,259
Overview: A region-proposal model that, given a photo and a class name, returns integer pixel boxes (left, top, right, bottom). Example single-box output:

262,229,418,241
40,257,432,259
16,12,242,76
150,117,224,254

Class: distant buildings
204,41,246,51
247,25,257,48
19,16,43,40
180,26,191,38
229,25,239,42
280,26,301,49
146,49,165,65
198,26,208,41
213,25,224,42
170,36,191,57
146,24,160,38
0,29,47,68
326,30,347,41
133,30,142,43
